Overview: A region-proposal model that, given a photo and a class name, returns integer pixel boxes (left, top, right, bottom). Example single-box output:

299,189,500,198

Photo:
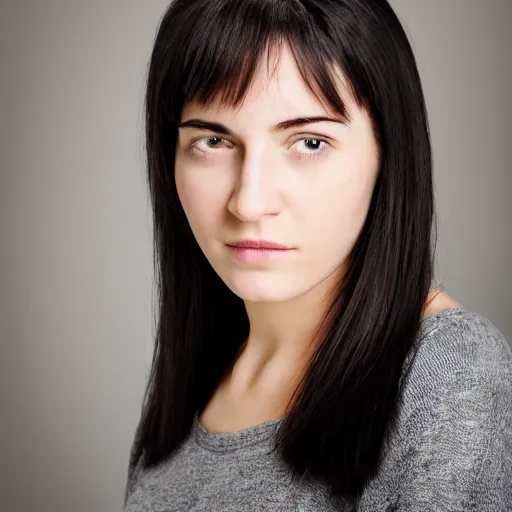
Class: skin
174,42,460,431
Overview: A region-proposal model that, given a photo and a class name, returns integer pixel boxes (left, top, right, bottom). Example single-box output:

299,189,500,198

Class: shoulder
361,309,512,509
401,307,511,395
396,307,512,434
386,308,512,509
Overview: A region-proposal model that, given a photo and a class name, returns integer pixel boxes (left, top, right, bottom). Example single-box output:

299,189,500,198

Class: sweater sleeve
395,321,512,511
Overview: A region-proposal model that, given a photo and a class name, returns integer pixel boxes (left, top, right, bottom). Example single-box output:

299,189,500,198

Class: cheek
306,168,377,253
175,168,225,234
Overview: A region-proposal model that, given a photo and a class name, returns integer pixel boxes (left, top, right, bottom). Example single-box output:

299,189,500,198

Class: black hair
126,0,440,503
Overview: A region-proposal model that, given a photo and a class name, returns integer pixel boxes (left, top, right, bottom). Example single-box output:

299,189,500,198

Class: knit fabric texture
123,307,512,511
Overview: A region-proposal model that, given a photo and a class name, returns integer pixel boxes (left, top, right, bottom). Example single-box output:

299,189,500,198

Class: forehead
180,42,357,123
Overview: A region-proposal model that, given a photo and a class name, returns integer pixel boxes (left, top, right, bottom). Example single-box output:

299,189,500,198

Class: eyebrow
177,115,350,136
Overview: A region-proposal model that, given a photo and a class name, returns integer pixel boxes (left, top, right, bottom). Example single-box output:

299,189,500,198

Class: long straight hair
127,0,439,502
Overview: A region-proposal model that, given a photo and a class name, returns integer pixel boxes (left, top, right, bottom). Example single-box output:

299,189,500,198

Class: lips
227,239,291,250
226,242,292,265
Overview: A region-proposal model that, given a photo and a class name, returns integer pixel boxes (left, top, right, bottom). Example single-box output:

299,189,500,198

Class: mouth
226,239,292,250
225,243,293,265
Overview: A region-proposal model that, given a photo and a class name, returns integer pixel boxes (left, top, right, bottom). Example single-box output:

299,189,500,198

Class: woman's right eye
190,136,233,155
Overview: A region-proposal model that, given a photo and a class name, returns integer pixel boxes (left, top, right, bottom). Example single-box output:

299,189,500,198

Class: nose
227,146,281,221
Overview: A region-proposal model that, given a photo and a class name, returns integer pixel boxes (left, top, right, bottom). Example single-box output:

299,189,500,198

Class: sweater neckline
192,306,468,452
192,409,283,452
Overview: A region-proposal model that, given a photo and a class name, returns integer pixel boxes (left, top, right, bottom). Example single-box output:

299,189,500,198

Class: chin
222,272,305,303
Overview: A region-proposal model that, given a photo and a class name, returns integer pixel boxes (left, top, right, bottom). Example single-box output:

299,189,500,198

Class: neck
230,269,341,395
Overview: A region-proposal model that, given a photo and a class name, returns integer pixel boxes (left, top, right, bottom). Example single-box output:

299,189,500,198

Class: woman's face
175,44,380,303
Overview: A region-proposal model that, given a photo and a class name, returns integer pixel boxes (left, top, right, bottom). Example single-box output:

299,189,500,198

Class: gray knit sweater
123,307,512,511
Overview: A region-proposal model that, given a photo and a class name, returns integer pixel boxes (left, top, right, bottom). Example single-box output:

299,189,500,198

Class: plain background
1,1,510,511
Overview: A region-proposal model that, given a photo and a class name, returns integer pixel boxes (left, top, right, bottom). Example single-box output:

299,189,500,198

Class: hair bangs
165,0,355,124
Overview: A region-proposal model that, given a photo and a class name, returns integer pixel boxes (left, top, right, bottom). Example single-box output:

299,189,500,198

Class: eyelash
188,136,330,162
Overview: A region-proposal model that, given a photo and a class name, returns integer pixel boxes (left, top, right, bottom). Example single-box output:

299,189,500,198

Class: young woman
123,0,512,510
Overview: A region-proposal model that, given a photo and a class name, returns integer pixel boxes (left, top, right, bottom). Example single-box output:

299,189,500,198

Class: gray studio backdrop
1,1,510,511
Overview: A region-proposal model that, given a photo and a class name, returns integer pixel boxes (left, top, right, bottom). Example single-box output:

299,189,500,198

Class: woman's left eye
292,138,329,160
